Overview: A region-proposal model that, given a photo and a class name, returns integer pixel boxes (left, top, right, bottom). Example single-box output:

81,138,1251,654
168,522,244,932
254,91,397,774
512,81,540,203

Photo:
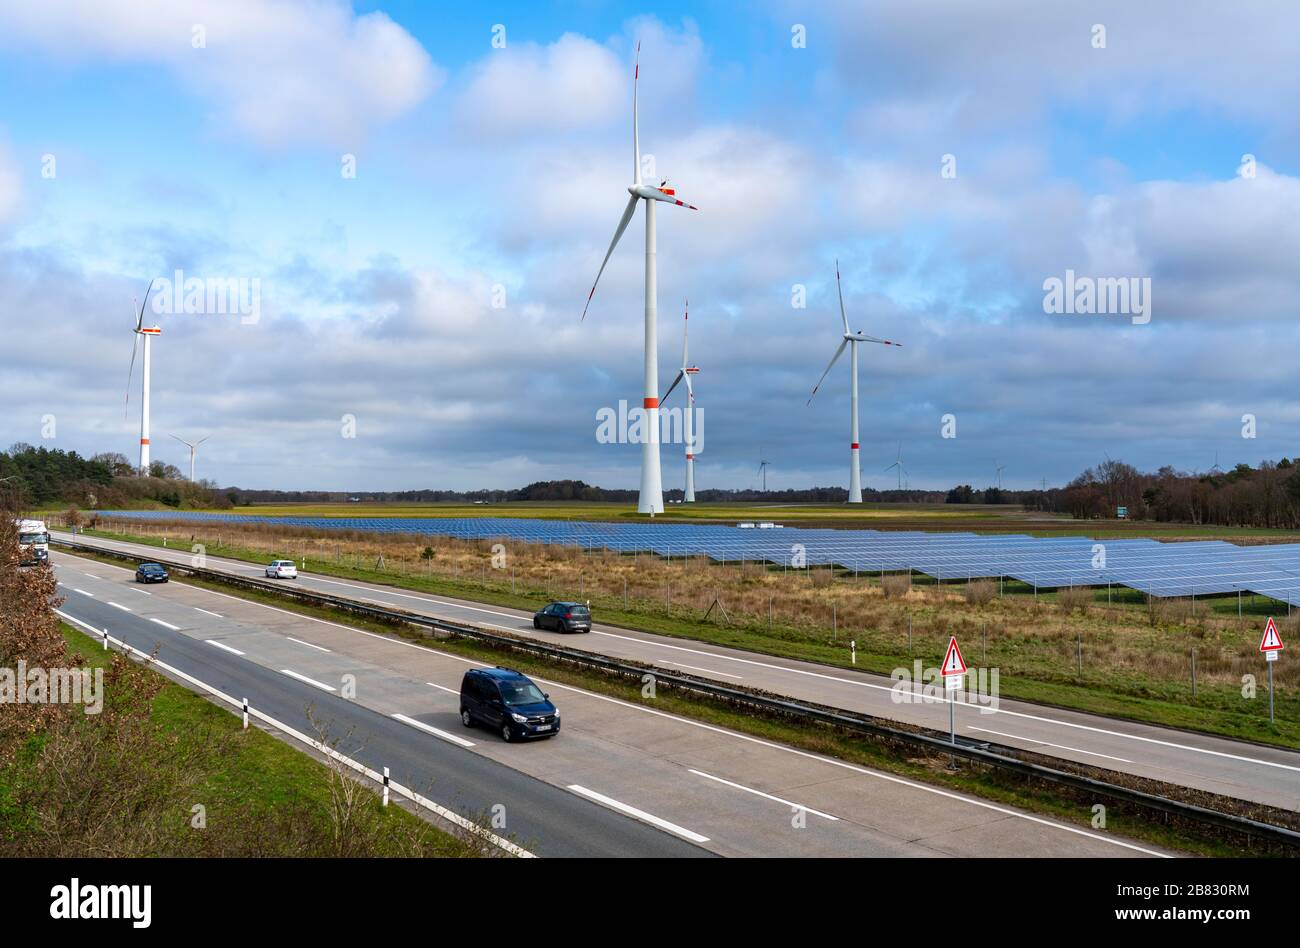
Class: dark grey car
532,601,592,633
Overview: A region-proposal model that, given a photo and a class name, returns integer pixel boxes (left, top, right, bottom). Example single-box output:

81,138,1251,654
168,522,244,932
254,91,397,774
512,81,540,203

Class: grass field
73,516,1300,750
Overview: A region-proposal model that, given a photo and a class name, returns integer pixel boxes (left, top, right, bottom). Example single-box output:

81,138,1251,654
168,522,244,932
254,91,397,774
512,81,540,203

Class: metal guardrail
51,535,1300,850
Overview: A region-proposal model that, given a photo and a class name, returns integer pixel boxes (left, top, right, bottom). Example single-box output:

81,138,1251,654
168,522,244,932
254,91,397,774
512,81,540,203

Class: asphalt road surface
51,549,1169,857
54,530,1300,811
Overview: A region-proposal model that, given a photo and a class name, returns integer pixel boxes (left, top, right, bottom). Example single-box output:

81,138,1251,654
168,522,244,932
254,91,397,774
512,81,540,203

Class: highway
52,530,1300,811
49,550,1168,858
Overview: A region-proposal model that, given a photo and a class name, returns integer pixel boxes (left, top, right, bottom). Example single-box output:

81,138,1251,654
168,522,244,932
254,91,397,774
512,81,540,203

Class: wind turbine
660,301,700,502
807,260,902,503
884,442,906,490
995,461,1007,489
125,280,161,474
582,42,698,515
169,434,209,482
757,453,771,492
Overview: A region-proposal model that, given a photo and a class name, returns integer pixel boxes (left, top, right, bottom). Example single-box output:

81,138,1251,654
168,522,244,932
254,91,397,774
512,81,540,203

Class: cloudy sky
1,1,1297,492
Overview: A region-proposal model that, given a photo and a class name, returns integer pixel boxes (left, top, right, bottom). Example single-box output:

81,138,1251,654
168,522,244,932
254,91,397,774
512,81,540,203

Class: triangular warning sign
941,636,967,676
1260,617,1285,652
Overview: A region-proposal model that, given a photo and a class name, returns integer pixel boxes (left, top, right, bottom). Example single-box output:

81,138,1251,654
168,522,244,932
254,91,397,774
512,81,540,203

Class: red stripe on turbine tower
643,397,659,409
851,443,859,449
140,438,150,445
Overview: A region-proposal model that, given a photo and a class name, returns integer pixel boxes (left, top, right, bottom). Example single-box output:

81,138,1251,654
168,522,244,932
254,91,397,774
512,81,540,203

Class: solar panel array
96,510,1300,606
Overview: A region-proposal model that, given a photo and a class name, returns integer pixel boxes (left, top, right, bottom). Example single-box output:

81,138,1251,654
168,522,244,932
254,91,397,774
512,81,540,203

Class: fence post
1076,634,1083,676
242,697,249,730
382,766,390,807
1190,648,1197,698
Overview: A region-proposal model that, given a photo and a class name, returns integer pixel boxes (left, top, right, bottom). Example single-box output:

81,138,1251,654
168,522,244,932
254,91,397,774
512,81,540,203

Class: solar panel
94,510,1300,607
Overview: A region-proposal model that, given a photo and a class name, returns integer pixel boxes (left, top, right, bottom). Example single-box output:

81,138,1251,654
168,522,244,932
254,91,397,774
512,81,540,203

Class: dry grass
78,514,1300,695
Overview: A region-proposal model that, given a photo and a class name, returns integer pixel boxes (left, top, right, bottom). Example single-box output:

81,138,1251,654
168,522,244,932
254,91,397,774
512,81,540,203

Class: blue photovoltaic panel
92,511,1300,607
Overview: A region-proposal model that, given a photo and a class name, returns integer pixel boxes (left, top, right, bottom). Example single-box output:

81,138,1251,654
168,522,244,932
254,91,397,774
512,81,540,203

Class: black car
459,667,559,742
533,601,591,633
135,562,169,584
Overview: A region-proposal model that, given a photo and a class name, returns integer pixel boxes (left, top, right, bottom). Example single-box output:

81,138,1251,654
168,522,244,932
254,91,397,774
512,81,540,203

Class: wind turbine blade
850,332,902,346
582,193,639,321
661,369,685,405
197,436,210,446
835,260,849,336
681,300,689,364
807,338,848,405
136,277,156,330
646,187,698,209
124,334,140,418
633,41,641,184
682,372,694,400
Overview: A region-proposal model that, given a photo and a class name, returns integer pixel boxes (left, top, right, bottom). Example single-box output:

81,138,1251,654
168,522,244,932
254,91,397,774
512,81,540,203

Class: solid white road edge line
688,768,839,820
567,785,710,843
53,608,530,858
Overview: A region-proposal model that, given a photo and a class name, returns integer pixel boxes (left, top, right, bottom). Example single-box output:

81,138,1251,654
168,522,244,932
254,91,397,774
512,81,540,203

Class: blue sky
1,1,1298,493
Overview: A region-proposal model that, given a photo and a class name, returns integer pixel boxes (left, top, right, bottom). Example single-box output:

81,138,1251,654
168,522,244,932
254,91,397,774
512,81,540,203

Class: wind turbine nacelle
685,366,700,374
139,326,162,335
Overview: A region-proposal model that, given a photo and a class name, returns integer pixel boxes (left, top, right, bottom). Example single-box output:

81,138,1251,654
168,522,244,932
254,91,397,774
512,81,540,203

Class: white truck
15,519,50,566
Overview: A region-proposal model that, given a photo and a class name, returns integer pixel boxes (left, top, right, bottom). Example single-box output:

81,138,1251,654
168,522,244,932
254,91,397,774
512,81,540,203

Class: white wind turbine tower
125,279,161,474
807,261,902,503
660,301,700,502
884,442,906,490
757,456,770,492
170,434,210,482
582,42,698,515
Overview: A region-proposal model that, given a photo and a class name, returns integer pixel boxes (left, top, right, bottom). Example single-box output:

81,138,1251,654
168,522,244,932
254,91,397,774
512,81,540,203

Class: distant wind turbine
170,434,210,482
581,42,699,515
757,454,771,492
995,461,1007,489
660,301,700,502
807,260,902,503
884,442,906,490
125,280,161,474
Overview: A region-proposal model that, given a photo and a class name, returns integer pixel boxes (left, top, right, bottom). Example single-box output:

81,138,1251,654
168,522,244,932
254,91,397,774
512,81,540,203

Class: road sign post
941,636,967,766
1259,617,1285,725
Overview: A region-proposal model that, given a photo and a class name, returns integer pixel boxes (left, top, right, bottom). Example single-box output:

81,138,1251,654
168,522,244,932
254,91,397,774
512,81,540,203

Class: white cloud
0,0,441,148
0,137,21,225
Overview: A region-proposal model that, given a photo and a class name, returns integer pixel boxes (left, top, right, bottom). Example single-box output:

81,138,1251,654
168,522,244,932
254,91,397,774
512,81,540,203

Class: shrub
963,579,996,605
1058,587,1093,614
882,574,912,599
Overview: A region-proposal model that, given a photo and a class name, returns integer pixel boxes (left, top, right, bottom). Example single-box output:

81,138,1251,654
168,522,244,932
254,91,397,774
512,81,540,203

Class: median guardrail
50,534,1300,851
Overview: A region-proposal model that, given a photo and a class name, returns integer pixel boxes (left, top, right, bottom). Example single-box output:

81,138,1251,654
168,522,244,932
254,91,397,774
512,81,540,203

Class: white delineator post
848,339,862,503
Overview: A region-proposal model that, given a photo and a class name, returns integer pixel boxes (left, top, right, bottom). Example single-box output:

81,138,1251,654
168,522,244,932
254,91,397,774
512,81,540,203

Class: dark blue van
459,667,560,742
